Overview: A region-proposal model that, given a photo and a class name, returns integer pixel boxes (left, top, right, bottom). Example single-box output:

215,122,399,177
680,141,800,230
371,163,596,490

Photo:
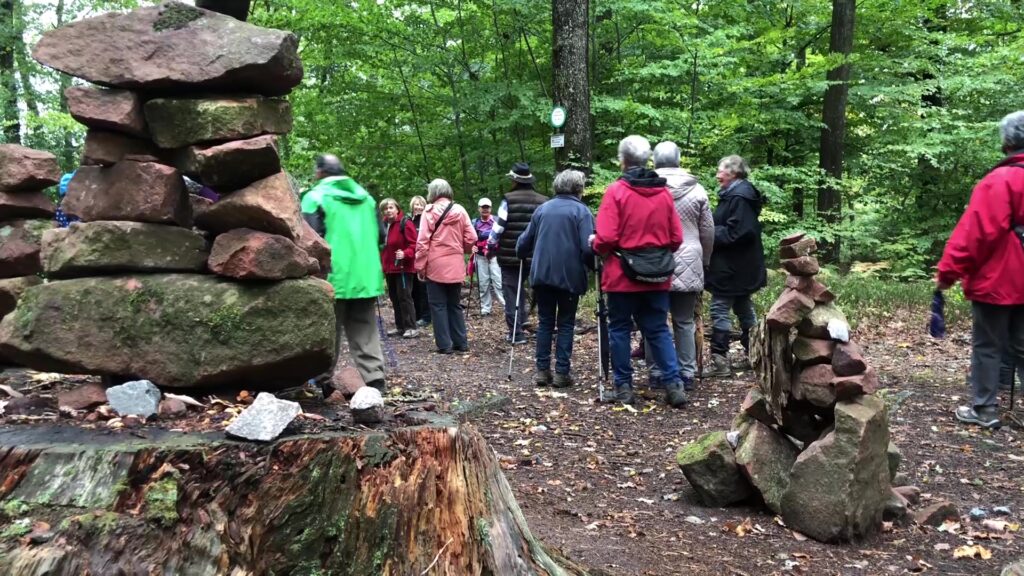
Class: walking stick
506,260,525,381
695,291,705,380
595,257,610,403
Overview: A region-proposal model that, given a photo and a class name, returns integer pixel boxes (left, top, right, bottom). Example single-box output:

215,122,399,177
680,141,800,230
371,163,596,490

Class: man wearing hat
488,162,549,343
472,197,505,315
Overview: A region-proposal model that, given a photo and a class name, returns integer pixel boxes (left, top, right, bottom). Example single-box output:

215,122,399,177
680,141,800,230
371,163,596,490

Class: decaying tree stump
0,424,589,575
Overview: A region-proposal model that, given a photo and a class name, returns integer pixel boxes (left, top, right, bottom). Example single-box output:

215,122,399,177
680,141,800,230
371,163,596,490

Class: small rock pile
0,145,59,326
0,2,334,390
677,233,908,543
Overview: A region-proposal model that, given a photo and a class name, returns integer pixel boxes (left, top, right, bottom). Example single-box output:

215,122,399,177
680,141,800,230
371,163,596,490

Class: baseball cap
478,198,492,207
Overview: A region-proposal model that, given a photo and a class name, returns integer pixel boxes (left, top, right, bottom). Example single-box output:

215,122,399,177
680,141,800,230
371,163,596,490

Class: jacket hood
620,166,668,196
656,167,701,200
719,179,763,210
318,175,371,204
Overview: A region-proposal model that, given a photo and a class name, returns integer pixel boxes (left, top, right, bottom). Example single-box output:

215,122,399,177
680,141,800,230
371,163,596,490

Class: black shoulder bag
616,247,675,283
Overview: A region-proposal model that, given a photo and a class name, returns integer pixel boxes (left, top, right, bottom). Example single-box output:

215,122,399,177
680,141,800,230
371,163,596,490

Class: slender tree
1,0,20,144
817,0,856,262
551,0,591,173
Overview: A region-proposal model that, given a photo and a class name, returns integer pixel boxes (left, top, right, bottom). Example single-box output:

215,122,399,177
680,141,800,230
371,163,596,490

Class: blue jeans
534,286,580,375
426,281,468,351
608,291,680,387
645,291,699,379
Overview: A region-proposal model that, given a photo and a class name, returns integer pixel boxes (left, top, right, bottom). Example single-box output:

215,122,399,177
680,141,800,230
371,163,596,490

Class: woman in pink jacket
415,179,477,354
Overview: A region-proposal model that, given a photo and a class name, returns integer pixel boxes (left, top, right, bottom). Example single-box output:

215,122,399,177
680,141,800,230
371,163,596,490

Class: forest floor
1,298,1023,575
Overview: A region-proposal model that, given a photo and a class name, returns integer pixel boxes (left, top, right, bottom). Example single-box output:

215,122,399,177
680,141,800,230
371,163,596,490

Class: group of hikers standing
299,135,768,409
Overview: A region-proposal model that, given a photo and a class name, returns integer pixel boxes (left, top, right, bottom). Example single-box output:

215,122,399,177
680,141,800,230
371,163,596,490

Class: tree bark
1,0,20,144
816,0,856,263
551,0,592,173
0,424,590,575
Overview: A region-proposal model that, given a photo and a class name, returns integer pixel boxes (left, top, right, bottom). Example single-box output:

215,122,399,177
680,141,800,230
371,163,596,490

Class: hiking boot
613,383,636,404
435,347,454,355
664,381,688,408
955,405,1002,429
402,329,420,339
732,355,752,371
647,373,665,390
366,378,386,393
706,354,732,378
454,346,469,354
416,319,430,328
553,372,575,388
682,376,695,392
534,369,553,387
510,333,528,345
386,328,400,337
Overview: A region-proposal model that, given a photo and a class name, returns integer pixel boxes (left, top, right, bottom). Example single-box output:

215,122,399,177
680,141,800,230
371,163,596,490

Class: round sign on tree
550,106,567,129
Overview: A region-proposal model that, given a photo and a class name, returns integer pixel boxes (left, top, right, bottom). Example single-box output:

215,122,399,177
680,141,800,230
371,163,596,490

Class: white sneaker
402,329,420,339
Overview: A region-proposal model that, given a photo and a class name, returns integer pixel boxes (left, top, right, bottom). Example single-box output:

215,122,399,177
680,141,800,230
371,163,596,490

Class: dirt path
381,307,1024,575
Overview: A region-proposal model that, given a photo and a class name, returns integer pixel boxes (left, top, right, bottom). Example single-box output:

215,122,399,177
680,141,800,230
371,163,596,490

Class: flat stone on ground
64,162,189,225
32,2,302,97
913,501,960,527
106,379,161,418
57,382,108,411
226,392,301,441
145,97,292,148
41,221,209,278
65,86,148,137
0,145,61,191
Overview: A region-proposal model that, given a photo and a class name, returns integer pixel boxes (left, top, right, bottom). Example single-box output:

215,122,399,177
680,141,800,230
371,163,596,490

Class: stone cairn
676,233,910,543
0,2,335,390
0,145,60,326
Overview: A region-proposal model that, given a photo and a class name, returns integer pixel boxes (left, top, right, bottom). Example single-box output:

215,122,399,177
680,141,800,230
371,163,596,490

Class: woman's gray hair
553,170,586,196
618,135,652,168
999,111,1024,151
718,155,751,179
426,179,453,202
653,141,681,169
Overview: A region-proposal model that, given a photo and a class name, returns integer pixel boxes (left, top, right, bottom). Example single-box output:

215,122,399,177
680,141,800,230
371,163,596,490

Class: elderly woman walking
645,142,715,391
705,155,767,377
414,179,477,354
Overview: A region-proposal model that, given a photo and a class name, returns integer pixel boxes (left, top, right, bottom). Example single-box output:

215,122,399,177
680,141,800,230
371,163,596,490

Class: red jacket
381,211,417,274
937,152,1024,305
593,169,684,292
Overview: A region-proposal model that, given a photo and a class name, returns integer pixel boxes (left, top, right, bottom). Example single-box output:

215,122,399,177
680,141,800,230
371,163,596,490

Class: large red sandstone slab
41,221,209,278
0,276,42,321
0,145,61,191
0,219,54,278
208,228,313,280
144,97,292,148
81,130,164,166
66,86,147,137
296,220,331,276
177,135,280,190
0,192,56,220
63,162,189,225
32,2,302,97
193,171,302,240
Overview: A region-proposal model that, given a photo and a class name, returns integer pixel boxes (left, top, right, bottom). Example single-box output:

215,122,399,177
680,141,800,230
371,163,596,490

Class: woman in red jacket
380,198,420,338
937,110,1024,429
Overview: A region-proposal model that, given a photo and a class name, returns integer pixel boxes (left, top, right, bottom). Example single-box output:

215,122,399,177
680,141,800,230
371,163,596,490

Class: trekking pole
506,260,525,381
594,256,608,403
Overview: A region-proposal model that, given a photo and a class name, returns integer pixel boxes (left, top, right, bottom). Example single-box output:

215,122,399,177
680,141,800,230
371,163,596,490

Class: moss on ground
144,476,180,527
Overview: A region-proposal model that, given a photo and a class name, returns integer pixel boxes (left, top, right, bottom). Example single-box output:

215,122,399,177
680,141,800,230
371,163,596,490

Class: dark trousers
386,273,416,331
709,293,757,355
412,276,430,323
607,291,680,387
427,281,468,351
501,263,528,337
970,302,1024,408
534,286,580,375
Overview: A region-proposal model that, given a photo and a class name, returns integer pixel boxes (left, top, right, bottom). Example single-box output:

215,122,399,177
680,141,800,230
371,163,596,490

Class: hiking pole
507,260,525,381
594,256,608,403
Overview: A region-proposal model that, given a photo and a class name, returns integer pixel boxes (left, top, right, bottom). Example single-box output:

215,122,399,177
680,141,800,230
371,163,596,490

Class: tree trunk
0,424,590,575
551,0,592,173
816,0,856,263
1,0,20,144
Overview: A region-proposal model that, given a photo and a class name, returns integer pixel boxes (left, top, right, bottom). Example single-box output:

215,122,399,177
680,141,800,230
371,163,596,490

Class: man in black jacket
706,155,767,377
487,162,548,343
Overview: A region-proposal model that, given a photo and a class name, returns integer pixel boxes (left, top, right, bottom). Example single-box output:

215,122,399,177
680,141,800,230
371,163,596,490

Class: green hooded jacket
301,175,384,299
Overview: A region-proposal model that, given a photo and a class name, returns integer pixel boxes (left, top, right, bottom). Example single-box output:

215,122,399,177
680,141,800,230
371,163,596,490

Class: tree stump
0,424,590,575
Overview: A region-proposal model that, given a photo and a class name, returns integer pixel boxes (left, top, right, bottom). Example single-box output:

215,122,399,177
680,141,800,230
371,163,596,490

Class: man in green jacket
301,154,386,391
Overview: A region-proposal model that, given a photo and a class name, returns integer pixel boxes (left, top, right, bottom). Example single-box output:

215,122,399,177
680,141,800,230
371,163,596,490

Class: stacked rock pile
0,2,334,390
677,233,909,543
0,145,59,327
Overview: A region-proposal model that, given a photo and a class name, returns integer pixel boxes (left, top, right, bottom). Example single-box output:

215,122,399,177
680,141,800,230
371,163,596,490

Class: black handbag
616,247,675,283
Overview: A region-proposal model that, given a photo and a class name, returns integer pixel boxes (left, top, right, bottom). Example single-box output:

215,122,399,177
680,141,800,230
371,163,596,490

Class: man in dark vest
487,162,548,343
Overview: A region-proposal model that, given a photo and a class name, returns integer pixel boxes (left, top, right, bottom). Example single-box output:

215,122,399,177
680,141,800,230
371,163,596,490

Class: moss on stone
153,2,204,32
69,511,123,537
0,519,32,539
144,476,180,527
676,431,728,467
0,500,30,519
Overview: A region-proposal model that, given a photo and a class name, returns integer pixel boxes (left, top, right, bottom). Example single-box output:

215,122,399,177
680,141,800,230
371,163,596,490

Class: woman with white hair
705,155,767,377
938,110,1024,429
414,179,477,354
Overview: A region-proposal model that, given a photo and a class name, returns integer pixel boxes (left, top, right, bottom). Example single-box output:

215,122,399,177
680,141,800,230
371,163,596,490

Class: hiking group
298,110,1024,425
299,135,768,410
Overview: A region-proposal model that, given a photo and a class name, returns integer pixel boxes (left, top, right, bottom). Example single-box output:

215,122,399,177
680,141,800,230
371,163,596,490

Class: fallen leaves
952,544,991,559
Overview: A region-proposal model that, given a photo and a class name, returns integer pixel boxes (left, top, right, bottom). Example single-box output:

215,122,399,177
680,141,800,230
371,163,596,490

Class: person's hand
395,251,405,260
936,277,953,291
471,245,479,254
417,272,426,281
588,234,596,247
